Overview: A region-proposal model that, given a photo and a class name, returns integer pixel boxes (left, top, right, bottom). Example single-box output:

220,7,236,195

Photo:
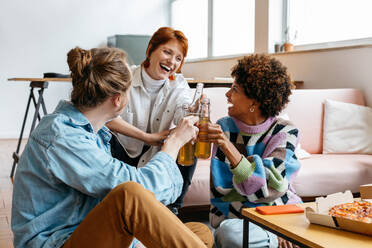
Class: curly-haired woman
199,54,302,248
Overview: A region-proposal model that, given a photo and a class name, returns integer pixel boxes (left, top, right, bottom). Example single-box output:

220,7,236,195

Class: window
170,0,255,59
213,0,255,57
287,0,372,46
171,0,208,59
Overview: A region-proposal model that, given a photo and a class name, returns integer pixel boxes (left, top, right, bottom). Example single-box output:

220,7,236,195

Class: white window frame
169,0,372,61
283,0,372,52
169,0,257,61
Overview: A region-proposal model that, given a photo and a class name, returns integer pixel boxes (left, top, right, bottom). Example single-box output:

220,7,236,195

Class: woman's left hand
198,122,228,149
199,122,242,167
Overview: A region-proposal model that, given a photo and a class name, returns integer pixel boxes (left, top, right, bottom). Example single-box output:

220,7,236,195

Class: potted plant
283,27,297,52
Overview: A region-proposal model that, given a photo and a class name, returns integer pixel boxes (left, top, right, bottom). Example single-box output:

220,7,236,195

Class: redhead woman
200,54,302,248
11,47,213,248
107,27,197,214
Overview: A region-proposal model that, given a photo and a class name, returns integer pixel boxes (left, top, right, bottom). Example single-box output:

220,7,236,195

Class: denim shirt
11,100,183,248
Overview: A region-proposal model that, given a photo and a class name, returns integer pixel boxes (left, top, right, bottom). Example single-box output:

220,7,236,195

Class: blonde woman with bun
11,47,213,248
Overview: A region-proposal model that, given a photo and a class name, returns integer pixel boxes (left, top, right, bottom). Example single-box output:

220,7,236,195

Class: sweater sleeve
230,124,300,203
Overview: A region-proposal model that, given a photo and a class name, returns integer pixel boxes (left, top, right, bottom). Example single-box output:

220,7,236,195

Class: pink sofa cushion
293,154,372,197
183,159,211,207
283,89,365,154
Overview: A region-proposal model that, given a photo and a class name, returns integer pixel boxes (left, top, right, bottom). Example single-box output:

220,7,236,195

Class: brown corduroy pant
63,182,213,248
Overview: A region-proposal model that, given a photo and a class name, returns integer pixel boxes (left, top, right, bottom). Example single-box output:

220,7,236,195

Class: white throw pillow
278,113,311,159
323,99,372,154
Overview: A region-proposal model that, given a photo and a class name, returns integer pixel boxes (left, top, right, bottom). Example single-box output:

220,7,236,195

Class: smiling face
145,39,184,80
225,81,260,124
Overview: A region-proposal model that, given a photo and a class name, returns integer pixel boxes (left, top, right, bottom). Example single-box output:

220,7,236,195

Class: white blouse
116,65,193,167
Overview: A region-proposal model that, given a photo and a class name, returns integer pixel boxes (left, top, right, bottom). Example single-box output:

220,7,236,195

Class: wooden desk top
188,80,304,89
8,78,304,89
241,202,372,248
8,78,72,82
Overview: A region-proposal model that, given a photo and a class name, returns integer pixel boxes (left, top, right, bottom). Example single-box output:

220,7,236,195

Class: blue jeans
214,219,278,248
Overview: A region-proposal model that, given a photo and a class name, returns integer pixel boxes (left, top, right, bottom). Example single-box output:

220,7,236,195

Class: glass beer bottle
177,104,195,166
188,83,204,113
195,98,211,159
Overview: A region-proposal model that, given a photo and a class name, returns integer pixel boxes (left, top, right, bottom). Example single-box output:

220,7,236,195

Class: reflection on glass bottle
195,98,211,159
188,83,204,113
177,141,194,166
177,84,205,165
177,103,195,166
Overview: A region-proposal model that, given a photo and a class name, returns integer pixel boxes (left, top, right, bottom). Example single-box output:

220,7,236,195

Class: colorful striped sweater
209,116,302,228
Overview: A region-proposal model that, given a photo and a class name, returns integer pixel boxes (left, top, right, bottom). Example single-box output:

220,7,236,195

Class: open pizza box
305,184,372,236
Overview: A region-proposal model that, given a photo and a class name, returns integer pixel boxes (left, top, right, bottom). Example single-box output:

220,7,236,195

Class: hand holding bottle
198,122,242,167
161,115,199,161
170,115,200,146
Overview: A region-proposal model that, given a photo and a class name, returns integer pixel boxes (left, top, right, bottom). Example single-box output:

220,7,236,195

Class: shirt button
156,118,159,121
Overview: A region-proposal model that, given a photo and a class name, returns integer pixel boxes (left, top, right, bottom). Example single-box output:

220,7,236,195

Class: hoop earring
250,106,255,112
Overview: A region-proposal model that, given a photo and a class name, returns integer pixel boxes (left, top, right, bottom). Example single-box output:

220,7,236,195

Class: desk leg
40,92,47,115
10,82,48,180
243,218,249,248
30,89,42,121
10,88,34,179
30,88,46,133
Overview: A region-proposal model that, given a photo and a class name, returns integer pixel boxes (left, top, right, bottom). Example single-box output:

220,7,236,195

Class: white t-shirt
116,65,193,167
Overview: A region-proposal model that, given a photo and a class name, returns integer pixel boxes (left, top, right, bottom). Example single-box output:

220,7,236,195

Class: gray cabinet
107,35,151,65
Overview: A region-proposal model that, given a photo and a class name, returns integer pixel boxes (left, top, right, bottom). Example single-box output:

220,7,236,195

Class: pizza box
360,184,372,200
305,190,372,236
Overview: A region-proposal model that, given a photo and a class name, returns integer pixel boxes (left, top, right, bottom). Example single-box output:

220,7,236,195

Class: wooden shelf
8,77,72,82
188,80,304,89
8,78,304,89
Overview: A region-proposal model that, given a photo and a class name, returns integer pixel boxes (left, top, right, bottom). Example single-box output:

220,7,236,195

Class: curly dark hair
231,54,294,118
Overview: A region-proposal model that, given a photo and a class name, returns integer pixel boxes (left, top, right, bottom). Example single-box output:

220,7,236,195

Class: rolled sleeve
230,156,255,184
48,134,183,204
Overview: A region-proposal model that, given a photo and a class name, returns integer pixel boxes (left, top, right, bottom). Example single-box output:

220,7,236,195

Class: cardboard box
305,189,372,236
361,184,372,200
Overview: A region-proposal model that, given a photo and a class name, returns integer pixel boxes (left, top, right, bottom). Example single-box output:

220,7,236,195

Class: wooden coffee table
241,202,372,248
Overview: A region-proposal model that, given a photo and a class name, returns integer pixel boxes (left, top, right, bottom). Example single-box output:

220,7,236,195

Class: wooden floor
0,139,26,248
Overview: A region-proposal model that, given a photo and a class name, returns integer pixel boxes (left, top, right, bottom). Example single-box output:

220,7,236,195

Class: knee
111,181,144,197
214,219,242,248
185,222,214,248
185,222,211,235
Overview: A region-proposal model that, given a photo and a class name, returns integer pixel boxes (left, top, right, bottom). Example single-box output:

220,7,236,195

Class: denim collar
54,100,111,142
54,100,90,126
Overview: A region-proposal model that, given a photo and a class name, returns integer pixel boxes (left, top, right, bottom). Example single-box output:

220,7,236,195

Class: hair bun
67,47,92,78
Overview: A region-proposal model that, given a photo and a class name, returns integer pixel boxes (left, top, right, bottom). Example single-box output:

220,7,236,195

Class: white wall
182,46,372,107
0,0,168,138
